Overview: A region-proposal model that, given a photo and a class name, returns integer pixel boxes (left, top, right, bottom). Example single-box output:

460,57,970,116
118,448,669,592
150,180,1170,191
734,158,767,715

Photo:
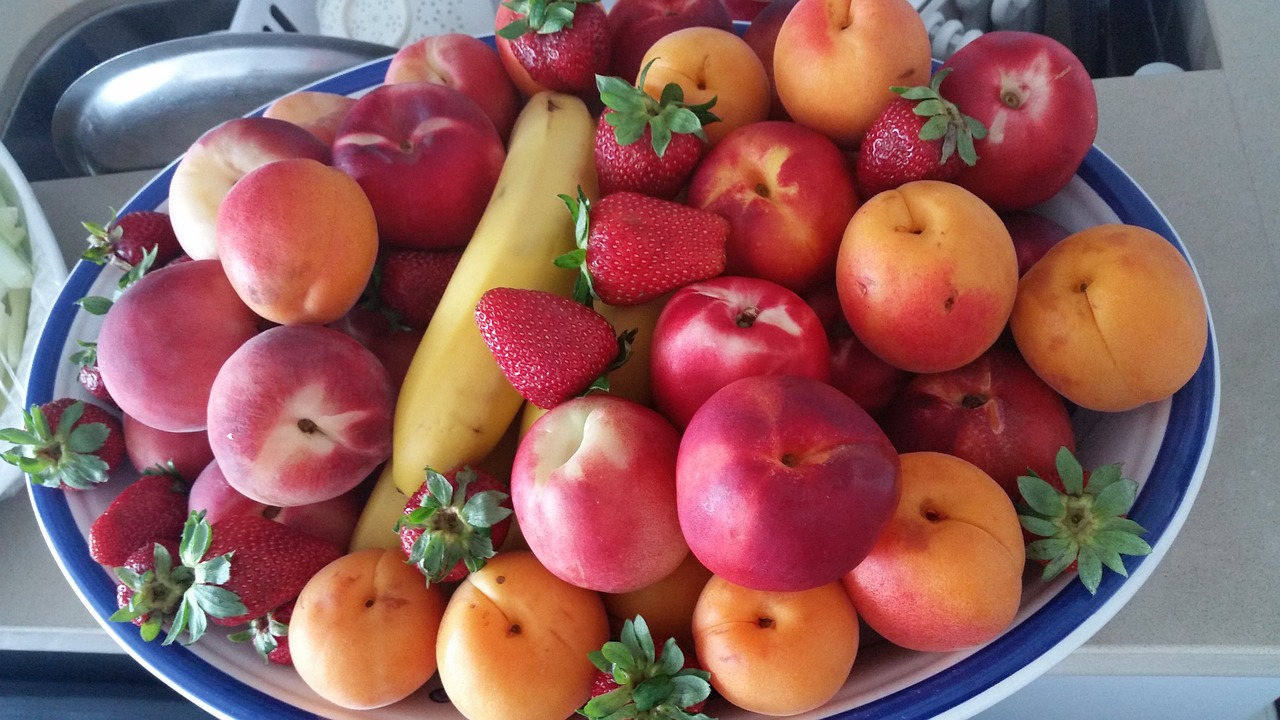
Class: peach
687,120,859,293
385,33,521,141
436,550,609,720
96,260,261,433
693,576,859,716
843,451,1026,652
1010,223,1209,411
261,90,357,147
602,551,713,652
188,459,363,548
207,324,394,507
121,413,213,481
215,157,378,326
836,180,1019,373
773,0,932,147
511,394,687,593
638,26,771,145
168,116,331,260
290,549,448,709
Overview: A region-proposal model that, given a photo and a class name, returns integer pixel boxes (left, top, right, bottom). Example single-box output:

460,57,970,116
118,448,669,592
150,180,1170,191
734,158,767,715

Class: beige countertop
2,0,1280,716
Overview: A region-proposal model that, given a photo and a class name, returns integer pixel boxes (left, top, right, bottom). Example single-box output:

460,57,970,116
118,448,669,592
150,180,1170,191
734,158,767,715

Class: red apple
686,120,859,294
332,82,505,250
188,459,363,548
167,117,331,260
384,33,521,142
835,180,1019,374
805,283,913,418
511,394,687,593
96,260,262,433
122,413,214,482
604,0,734,81
207,324,394,507
879,344,1076,498
939,30,1099,211
1003,210,1071,276
649,275,830,429
677,373,901,592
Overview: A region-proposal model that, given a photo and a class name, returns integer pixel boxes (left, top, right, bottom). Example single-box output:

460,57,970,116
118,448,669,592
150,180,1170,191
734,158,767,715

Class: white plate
24,50,1219,720
0,140,68,499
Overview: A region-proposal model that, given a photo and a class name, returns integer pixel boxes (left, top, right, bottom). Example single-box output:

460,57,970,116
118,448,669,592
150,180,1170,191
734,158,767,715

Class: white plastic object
933,18,985,59
316,0,502,47
230,0,321,34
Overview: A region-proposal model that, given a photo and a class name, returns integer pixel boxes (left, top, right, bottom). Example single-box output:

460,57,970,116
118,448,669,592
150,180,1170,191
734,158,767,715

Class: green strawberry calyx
228,606,289,663
0,401,110,490
580,615,714,720
497,0,598,38
110,511,248,645
1017,446,1153,595
891,67,987,167
596,59,719,158
396,466,514,584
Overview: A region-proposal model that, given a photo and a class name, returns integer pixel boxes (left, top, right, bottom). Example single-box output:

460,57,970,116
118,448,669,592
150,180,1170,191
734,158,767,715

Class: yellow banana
350,91,598,550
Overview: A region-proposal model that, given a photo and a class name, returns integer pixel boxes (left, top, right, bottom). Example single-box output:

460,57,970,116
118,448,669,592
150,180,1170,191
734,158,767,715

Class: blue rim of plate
25,53,1218,720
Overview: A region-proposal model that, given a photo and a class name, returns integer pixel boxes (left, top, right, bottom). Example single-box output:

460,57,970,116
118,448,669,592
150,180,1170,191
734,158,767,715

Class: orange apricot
693,576,859,716
639,26,771,145
435,550,609,720
288,548,447,710
1010,223,1209,411
602,551,713,652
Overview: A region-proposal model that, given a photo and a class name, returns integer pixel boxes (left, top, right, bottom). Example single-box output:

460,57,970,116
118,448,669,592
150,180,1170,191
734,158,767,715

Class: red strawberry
475,287,629,409
229,600,294,665
203,514,344,627
69,341,115,405
594,61,719,199
855,68,987,200
397,466,514,584
81,209,183,270
376,248,462,330
1017,446,1152,595
556,188,728,306
113,539,182,634
581,615,712,719
88,469,189,566
0,398,125,490
497,0,611,99
111,511,342,645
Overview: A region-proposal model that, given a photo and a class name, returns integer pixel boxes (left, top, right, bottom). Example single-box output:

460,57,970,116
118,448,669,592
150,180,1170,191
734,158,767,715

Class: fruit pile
2,0,1211,718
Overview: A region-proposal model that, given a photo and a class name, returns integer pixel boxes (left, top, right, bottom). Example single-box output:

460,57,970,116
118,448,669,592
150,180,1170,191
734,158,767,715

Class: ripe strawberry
475,287,630,409
81,209,183,270
229,600,294,665
111,515,245,645
0,398,124,490
1017,446,1152,595
594,61,719,199
855,68,987,200
397,466,513,584
68,340,115,405
556,188,729,306
88,469,189,567
497,0,611,99
581,615,712,719
203,513,344,627
111,511,342,645
376,248,462,330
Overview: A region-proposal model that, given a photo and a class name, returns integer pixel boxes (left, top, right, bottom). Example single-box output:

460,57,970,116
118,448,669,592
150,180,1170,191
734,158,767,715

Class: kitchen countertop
3,0,1280,716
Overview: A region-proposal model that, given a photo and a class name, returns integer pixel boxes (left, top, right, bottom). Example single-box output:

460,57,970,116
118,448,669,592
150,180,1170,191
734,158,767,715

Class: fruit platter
10,2,1217,719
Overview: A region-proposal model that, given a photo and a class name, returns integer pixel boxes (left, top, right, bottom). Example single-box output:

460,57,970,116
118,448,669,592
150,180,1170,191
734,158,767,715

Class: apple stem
736,306,760,328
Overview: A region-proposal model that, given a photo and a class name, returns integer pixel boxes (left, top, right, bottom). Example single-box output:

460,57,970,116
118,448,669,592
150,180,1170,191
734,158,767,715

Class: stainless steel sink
0,0,392,180
51,32,393,177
